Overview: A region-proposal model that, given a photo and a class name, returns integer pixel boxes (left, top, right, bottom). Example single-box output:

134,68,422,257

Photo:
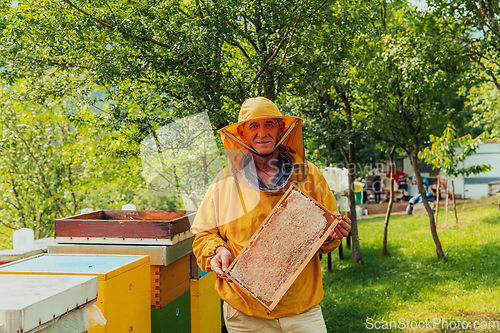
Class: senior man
192,97,351,332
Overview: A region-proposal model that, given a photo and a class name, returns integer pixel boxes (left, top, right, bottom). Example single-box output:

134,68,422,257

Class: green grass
321,197,500,332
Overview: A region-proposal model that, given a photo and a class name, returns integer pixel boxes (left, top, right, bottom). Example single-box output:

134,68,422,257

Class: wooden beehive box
0,254,151,333
54,210,195,245
190,272,221,333
226,184,341,312
0,274,98,333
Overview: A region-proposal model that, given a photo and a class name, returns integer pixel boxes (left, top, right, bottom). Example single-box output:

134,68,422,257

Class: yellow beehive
190,272,221,333
0,254,151,333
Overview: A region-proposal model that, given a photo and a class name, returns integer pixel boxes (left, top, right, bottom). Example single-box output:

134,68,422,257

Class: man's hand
330,212,352,239
211,246,233,282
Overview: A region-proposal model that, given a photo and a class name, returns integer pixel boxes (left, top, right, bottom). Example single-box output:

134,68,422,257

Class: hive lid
0,274,98,332
0,254,149,280
0,248,43,262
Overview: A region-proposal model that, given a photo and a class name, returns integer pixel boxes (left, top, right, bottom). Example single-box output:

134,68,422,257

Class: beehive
226,185,341,312
0,254,151,333
0,274,98,333
54,210,195,245
190,273,221,333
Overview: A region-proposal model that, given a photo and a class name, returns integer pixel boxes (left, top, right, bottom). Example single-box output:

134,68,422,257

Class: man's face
238,118,283,155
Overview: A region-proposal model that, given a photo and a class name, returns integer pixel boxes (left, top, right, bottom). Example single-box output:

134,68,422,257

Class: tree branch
244,7,304,91
61,0,171,49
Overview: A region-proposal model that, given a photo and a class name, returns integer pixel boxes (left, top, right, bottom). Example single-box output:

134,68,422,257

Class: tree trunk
410,153,445,260
445,176,450,227
338,241,344,260
435,175,440,228
382,146,396,256
335,85,363,264
347,164,362,263
452,180,458,224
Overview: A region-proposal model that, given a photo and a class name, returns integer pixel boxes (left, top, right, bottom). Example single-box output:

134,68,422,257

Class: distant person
406,191,436,214
406,179,447,214
386,169,408,192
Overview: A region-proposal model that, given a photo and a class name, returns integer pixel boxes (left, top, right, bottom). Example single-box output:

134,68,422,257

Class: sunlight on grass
321,197,500,332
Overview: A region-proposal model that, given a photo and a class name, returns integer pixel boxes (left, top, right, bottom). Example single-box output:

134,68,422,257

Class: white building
402,140,500,199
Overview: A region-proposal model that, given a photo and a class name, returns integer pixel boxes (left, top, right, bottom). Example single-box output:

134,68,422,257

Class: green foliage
467,81,500,140
419,123,491,177
356,4,472,156
0,0,342,140
429,0,500,93
0,82,181,238
428,0,500,141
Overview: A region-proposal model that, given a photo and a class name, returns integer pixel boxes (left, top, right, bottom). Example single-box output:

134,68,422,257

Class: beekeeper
191,97,351,332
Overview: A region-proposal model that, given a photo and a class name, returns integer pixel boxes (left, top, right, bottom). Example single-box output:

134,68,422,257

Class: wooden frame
54,210,195,245
225,184,341,312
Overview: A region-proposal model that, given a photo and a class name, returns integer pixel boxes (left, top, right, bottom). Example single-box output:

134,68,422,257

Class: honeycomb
228,190,327,303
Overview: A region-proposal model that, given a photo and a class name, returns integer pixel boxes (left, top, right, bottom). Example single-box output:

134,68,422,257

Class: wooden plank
53,230,194,246
225,184,341,312
190,254,201,279
65,211,104,220
102,210,191,221
48,237,194,266
150,255,191,309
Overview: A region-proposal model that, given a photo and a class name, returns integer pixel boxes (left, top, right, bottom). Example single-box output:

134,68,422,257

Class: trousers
223,302,328,333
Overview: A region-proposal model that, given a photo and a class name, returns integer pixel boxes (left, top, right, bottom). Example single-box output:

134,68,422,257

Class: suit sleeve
191,187,227,272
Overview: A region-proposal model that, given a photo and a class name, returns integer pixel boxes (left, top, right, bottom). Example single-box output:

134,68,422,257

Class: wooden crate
151,290,191,333
0,274,98,333
54,210,195,245
0,254,151,333
226,184,341,312
191,273,221,333
151,254,191,309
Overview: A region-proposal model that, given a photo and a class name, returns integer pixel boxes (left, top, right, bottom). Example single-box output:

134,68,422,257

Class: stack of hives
48,209,221,333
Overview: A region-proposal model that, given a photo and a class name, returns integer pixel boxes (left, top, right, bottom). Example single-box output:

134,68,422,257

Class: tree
0,82,156,238
382,146,396,257
429,0,500,92
0,0,342,141
429,0,500,141
467,81,500,140
278,0,382,264
419,123,491,224
355,2,473,260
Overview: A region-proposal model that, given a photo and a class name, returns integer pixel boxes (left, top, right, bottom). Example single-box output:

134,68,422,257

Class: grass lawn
321,197,500,332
